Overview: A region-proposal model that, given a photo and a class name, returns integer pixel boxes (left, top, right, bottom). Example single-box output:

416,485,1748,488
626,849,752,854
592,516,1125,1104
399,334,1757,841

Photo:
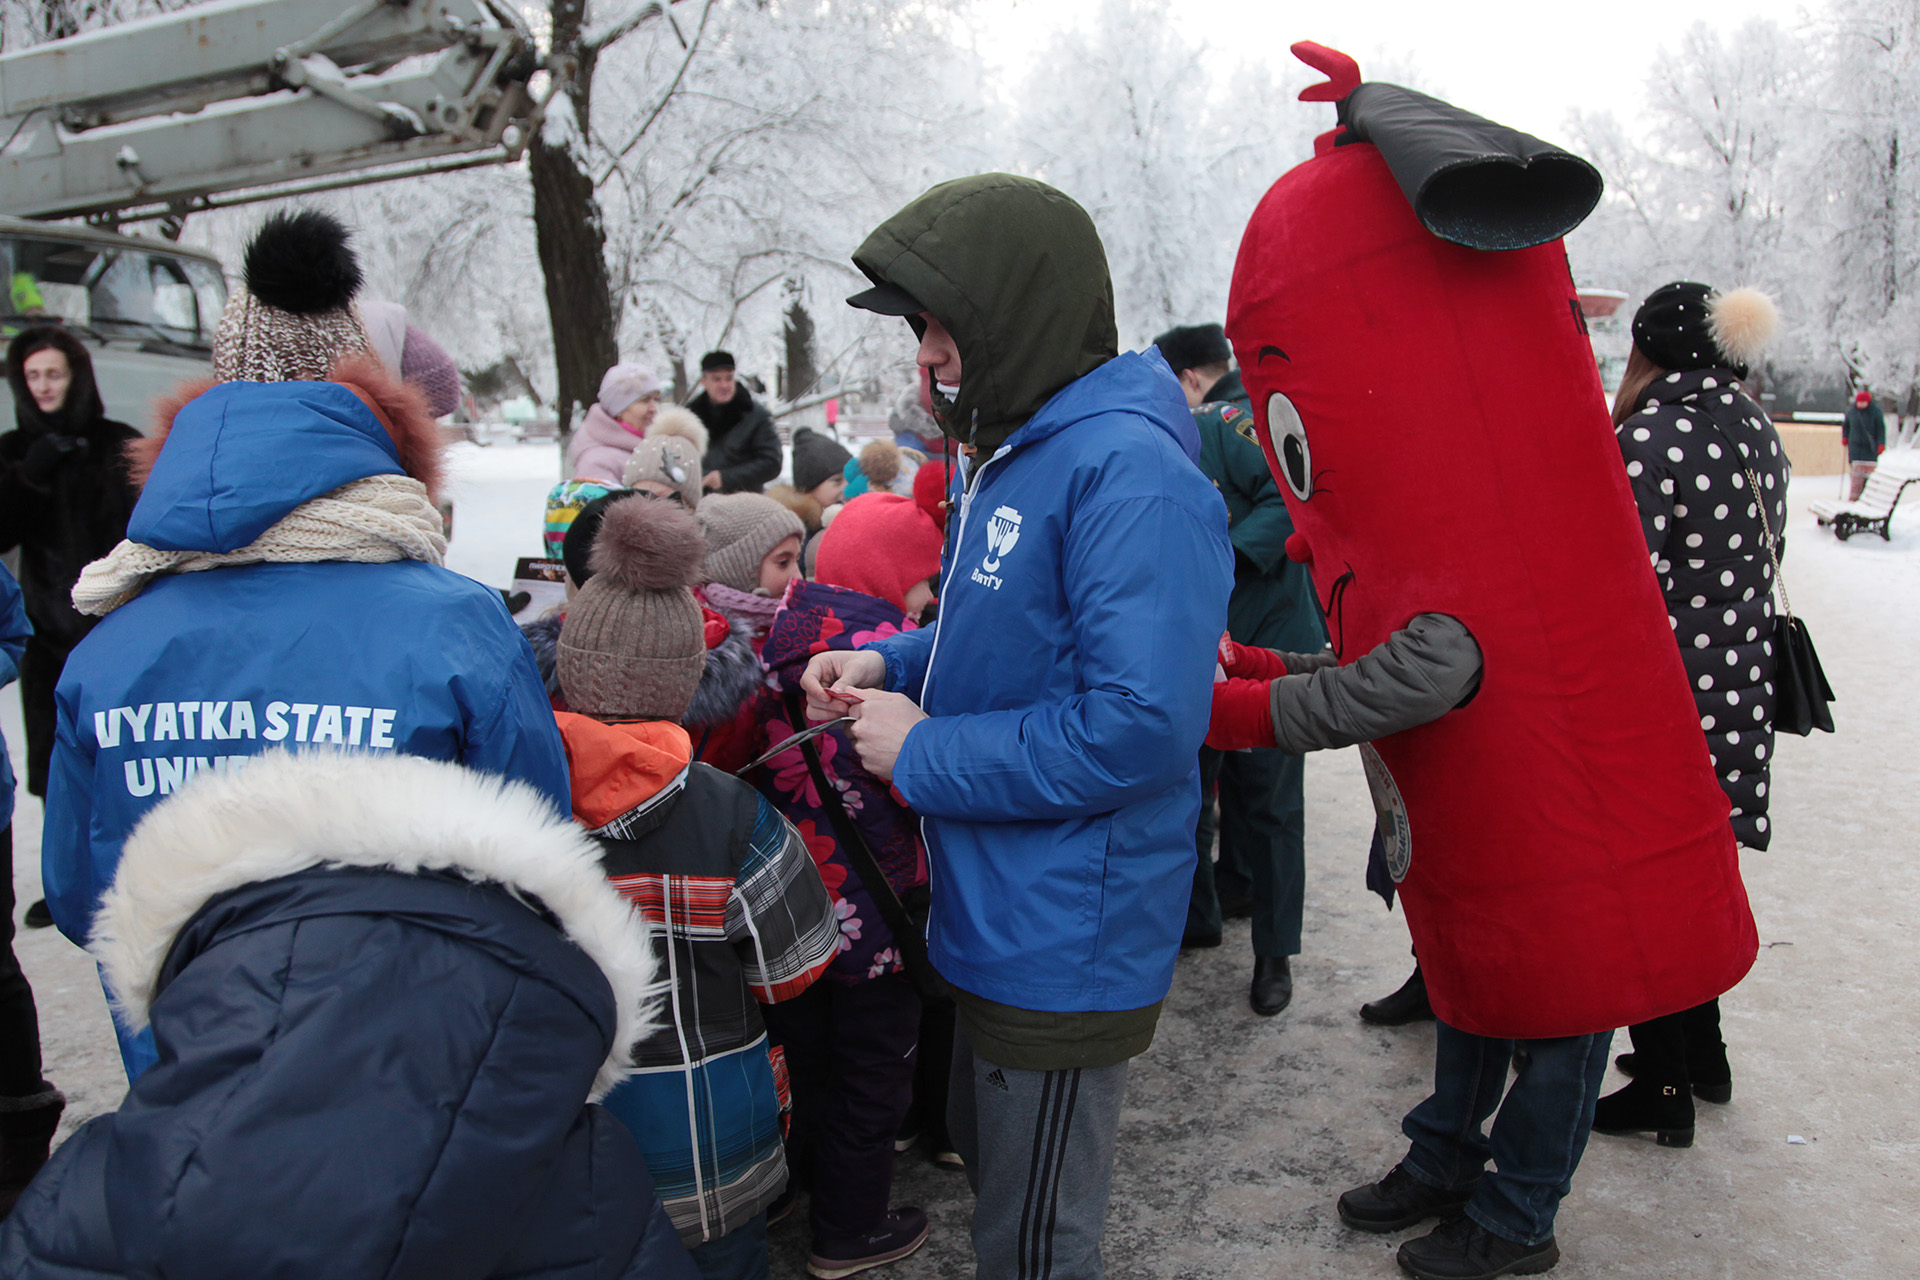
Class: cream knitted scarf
73,475,447,617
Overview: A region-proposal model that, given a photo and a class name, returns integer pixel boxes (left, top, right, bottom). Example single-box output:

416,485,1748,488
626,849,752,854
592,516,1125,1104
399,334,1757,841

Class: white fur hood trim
91,750,658,1100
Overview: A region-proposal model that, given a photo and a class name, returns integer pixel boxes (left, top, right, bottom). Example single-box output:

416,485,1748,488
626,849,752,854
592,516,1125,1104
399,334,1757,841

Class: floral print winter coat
752,579,929,985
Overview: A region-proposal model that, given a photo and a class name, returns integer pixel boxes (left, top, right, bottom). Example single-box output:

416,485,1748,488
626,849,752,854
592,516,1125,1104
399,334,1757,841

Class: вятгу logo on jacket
971,506,1023,590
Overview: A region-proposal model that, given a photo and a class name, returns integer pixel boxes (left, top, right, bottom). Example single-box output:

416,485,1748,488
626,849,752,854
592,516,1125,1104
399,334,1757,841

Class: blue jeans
1400,1020,1613,1246
686,1211,769,1280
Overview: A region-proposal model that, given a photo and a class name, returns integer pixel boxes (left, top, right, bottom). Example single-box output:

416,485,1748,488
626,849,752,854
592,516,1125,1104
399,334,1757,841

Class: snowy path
5,463,1915,1277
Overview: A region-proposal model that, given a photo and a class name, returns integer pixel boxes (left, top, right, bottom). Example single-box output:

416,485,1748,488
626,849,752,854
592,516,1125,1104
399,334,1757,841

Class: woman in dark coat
0,750,696,1280
1601,281,1787,1146
0,327,140,804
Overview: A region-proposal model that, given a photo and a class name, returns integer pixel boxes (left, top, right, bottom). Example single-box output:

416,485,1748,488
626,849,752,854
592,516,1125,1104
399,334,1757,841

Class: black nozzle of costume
1335,83,1602,251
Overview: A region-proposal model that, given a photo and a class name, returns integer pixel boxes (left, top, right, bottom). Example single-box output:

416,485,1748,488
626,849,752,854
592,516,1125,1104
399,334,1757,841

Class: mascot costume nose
1216,42,1756,1039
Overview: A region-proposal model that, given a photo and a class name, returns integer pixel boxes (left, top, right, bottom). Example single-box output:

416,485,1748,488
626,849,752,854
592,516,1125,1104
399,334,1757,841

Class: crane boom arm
0,0,547,222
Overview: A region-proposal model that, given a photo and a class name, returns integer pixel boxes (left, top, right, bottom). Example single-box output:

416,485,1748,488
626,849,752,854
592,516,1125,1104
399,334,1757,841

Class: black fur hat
1152,323,1232,375
242,210,363,315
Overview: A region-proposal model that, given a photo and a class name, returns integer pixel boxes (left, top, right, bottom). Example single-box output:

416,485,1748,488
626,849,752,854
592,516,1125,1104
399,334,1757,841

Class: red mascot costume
1225,44,1756,1040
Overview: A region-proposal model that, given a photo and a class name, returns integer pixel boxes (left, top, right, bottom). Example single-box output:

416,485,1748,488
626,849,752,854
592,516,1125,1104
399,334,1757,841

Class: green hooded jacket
851,173,1119,459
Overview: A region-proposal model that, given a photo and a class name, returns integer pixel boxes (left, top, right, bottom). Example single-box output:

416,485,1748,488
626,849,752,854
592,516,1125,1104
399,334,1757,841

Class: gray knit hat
622,405,710,508
558,497,709,721
790,427,853,493
699,493,806,592
215,210,373,383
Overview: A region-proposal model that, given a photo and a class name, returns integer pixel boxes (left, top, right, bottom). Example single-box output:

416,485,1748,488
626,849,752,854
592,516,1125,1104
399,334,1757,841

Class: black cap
700,350,735,373
1152,323,1232,374
846,279,925,316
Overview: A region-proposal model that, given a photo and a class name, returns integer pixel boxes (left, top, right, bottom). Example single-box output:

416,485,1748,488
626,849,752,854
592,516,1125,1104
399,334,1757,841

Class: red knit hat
814,490,944,613
912,457,954,532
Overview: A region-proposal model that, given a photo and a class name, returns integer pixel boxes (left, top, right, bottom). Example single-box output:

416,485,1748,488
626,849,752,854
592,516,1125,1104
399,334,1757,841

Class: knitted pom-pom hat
558,496,709,721
699,493,805,593
215,210,374,383
1632,282,1778,380
623,406,709,508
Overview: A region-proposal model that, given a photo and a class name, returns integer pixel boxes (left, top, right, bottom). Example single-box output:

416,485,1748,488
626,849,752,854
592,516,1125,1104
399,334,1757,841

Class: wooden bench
1810,464,1920,540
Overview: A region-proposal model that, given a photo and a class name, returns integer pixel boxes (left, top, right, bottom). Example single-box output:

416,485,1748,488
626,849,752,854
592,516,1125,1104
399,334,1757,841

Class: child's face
759,535,803,595
808,473,847,506
903,576,937,621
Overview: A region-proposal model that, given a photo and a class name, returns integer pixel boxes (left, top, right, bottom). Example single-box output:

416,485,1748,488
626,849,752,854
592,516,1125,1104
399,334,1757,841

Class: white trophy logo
982,506,1023,573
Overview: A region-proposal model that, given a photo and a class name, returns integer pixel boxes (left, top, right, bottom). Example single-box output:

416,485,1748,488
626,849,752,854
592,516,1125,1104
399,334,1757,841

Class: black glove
20,433,88,486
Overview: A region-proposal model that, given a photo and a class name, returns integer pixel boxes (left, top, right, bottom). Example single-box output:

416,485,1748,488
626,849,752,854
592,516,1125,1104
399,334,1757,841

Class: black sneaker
22,899,53,930
807,1207,930,1279
1338,1164,1474,1233
1396,1215,1559,1279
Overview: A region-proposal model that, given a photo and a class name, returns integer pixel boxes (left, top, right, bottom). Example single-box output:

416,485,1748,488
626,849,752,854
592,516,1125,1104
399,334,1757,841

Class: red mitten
1207,678,1276,752
1219,636,1289,680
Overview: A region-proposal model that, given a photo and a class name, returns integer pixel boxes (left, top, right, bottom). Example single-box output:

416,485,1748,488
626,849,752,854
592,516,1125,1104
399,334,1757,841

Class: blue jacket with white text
864,350,1233,1014
41,376,568,1076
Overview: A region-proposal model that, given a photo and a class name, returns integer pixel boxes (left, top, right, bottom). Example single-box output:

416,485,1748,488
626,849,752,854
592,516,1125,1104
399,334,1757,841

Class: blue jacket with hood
41,375,568,1075
850,175,1233,1017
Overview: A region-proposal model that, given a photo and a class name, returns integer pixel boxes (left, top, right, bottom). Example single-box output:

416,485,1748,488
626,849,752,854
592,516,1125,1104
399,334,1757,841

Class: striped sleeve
728,795,838,1002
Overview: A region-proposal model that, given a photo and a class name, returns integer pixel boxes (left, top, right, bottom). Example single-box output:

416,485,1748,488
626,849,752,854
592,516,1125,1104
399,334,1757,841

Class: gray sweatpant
948,1029,1129,1280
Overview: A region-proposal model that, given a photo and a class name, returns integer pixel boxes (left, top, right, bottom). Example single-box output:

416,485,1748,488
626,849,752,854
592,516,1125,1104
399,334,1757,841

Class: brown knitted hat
215,210,373,383
558,497,709,721
698,493,805,592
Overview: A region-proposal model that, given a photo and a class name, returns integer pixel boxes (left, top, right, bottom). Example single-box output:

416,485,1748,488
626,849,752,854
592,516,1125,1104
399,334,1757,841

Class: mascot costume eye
1227,43,1757,1038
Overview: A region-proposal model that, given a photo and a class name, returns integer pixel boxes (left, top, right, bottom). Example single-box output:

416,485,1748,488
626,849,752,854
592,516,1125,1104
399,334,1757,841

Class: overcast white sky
971,0,1823,141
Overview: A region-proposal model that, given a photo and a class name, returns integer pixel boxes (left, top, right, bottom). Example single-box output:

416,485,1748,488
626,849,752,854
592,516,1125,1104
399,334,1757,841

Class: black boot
1682,1000,1732,1104
1397,1215,1560,1279
1361,965,1433,1025
1250,956,1292,1016
1614,1049,1731,1105
1592,1077,1693,1148
1337,1164,1473,1233
0,1087,65,1219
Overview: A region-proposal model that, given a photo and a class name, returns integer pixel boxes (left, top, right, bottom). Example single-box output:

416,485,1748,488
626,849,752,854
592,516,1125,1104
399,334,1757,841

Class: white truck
0,0,548,422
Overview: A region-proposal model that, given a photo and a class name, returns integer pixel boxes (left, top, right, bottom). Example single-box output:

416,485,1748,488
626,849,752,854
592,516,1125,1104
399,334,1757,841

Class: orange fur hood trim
127,353,446,502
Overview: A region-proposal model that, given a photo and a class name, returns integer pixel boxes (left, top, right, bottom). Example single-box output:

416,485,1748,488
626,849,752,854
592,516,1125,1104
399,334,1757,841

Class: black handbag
780,691,954,1006
1744,461,1835,736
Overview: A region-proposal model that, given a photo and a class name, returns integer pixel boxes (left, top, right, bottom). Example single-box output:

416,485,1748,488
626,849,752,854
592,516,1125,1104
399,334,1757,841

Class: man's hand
703,469,724,491
846,690,926,781
800,649,888,720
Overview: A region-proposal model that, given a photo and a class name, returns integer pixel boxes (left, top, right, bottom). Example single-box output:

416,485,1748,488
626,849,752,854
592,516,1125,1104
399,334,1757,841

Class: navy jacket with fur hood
0,751,694,1280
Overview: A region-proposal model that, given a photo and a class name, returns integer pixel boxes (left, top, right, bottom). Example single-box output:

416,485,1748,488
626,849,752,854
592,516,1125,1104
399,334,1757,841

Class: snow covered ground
5,458,1917,1277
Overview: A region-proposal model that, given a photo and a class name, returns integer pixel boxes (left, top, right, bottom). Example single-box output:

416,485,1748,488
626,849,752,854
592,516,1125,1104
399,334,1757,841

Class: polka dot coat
1617,367,1790,850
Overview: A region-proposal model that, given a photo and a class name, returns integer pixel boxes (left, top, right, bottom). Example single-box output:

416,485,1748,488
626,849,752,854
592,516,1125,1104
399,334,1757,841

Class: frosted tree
1567,22,1813,300
1814,0,1920,405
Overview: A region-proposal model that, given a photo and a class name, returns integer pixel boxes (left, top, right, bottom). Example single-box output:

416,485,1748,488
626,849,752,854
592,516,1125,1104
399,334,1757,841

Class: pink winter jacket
564,403,642,484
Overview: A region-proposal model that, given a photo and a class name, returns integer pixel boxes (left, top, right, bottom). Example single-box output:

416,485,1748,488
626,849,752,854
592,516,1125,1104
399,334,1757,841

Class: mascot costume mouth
1227,43,1757,1038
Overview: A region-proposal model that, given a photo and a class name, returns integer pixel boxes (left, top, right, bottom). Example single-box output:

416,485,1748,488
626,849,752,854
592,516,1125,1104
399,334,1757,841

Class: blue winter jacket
0,867,692,1279
1,563,27,831
864,350,1233,1013
40,380,569,1073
